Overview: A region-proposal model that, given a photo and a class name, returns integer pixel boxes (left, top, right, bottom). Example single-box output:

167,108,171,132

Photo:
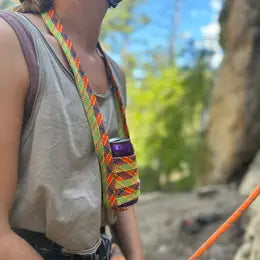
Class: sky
4,0,224,68
122,0,224,68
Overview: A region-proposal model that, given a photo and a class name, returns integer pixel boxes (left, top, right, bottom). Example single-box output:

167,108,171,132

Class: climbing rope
189,184,260,260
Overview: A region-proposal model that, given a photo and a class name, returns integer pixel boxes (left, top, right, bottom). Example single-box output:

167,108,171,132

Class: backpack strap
0,11,39,130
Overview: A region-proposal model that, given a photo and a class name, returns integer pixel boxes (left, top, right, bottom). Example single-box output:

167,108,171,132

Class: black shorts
13,228,112,260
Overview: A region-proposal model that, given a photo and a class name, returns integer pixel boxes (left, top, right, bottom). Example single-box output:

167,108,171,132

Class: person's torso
6,11,127,255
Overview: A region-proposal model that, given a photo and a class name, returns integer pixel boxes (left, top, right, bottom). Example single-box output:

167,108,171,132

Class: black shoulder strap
0,11,39,129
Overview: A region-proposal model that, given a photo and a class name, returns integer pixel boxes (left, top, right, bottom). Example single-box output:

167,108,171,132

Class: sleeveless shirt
2,12,127,255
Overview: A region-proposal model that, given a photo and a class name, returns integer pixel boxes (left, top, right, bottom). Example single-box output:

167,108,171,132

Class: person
0,0,143,259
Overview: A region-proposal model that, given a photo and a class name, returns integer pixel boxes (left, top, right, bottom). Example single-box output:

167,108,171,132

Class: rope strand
189,185,260,260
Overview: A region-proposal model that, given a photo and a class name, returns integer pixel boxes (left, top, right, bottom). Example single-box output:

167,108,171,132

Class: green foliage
126,49,214,192
102,0,149,39
0,0,17,9
101,0,150,75
127,66,184,168
102,0,148,35
0,0,10,9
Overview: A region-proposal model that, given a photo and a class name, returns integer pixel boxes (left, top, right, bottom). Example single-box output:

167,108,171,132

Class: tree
126,44,214,191
101,0,149,76
169,0,182,66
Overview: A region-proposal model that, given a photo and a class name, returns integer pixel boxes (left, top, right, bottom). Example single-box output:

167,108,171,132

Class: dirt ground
136,185,246,260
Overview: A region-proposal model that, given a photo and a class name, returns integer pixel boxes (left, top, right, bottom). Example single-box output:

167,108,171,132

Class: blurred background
1,0,259,259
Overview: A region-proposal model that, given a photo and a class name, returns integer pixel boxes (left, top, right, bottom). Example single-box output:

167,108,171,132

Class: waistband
12,227,110,260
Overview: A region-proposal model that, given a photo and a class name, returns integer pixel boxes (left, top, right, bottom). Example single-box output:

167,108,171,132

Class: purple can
109,137,134,157
109,137,139,208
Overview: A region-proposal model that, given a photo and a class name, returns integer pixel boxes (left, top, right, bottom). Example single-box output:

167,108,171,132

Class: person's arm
0,18,43,260
109,66,143,259
111,206,144,260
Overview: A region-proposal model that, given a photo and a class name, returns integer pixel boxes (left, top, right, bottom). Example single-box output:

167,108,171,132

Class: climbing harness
189,184,260,260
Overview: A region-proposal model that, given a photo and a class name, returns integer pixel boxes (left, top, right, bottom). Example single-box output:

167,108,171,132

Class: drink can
109,137,134,157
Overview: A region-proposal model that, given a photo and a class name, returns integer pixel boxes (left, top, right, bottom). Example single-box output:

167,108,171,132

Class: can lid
109,137,130,143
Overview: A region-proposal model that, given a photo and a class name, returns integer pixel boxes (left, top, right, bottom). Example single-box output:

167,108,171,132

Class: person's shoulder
106,55,127,105
107,55,126,87
107,55,123,72
0,14,29,92
0,13,19,43
0,15,24,62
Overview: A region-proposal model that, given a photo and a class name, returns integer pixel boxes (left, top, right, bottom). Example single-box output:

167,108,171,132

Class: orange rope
189,184,260,260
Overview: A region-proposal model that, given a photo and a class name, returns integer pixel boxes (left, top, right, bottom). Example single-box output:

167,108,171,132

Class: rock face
239,152,260,204
234,152,260,260
206,0,260,183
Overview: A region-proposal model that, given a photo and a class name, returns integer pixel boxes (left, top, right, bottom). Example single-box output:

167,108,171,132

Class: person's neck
54,0,108,54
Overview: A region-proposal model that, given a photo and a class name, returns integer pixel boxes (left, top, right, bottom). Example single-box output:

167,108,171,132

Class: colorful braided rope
41,8,135,210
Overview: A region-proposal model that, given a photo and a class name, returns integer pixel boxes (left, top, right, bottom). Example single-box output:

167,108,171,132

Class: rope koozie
41,8,140,211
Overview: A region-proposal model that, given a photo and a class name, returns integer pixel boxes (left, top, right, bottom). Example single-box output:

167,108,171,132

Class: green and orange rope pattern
41,8,139,210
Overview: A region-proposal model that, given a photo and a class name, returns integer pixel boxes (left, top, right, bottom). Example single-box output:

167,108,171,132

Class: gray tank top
1,11,127,255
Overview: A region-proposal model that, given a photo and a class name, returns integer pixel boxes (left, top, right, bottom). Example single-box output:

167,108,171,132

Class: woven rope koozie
41,8,140,211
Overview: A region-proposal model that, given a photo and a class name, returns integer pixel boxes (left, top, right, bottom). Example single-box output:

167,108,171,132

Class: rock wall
234,152,260,260
206,0,260,183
